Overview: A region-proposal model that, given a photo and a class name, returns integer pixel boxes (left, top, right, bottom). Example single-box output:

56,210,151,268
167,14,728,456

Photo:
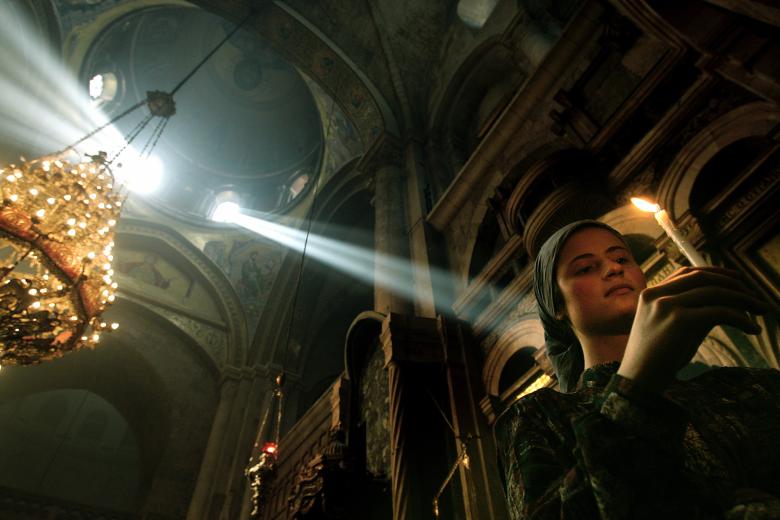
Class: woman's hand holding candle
617,266,769,393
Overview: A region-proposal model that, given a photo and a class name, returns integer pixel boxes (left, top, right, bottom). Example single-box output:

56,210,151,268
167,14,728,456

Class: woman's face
555,227,647,337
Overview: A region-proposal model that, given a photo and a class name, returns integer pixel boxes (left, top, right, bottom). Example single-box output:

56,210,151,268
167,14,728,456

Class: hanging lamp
0,10,254,367
246,372,285,519
243,68,342,517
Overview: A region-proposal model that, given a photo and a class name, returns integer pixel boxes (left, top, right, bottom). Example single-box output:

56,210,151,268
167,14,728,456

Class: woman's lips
605,284,633,296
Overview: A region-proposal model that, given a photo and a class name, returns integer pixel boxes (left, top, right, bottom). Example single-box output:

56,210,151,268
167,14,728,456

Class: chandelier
0,11,254,367
0,152,121,364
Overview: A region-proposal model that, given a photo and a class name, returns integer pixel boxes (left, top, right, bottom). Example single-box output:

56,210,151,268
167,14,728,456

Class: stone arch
344,311,385,384
458,189,506,288
110,297,221,381
504,148,596,234
482,318,544,397
430,38,527,182
459,143,573,286
598,204,663,266
0,333,173,511
116,219,248,368
429,36,505,132
657,101,780,220
524,183,612,259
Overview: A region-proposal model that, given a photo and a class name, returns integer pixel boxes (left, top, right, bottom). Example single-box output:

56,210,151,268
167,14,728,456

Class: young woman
496,220,780,519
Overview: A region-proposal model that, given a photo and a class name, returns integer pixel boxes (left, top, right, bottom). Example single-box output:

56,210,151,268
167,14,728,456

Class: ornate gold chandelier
0,11,254,367
0,152,121,364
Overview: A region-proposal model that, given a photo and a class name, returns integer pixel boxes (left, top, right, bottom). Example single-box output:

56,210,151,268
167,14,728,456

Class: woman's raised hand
617,266,769,393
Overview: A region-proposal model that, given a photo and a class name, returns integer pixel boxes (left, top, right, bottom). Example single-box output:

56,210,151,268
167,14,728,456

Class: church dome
80,5,323,220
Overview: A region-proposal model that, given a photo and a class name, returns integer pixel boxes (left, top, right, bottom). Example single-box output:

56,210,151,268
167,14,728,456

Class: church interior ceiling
0,0,778,518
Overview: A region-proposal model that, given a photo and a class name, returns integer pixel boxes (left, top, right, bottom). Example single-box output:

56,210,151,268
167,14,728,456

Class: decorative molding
716,164,780,233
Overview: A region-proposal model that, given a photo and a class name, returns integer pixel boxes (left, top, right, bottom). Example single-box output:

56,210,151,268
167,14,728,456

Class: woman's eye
576,265,593,275
616,257,630,264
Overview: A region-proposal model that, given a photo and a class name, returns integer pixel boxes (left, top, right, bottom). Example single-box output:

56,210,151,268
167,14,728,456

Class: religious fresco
203,239,282,333
117,251,192,298
113,248,221,318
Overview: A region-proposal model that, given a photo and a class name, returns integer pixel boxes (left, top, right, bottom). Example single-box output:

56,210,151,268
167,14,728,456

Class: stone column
404,139,439,318
221,371,271,520
381,313,448,520
186,373,240,519
188,367,276,520
209,373,252,519
374,163,412,316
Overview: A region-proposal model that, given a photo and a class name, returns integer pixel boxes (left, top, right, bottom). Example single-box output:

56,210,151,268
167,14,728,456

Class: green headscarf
533,220,628,392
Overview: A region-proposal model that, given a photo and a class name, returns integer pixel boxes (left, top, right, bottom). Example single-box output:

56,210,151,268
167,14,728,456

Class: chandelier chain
58,99,146,156
107,113,154,164
139,116,169,159
58,9,254,163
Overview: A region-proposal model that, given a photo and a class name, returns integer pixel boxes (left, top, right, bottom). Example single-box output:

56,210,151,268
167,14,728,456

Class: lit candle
631,197,707,267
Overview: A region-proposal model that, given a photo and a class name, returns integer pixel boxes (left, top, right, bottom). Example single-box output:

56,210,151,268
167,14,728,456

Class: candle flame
631,197,661,213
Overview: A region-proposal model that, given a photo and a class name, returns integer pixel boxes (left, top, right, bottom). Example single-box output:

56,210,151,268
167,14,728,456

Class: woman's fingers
645,267,757,299
663,286,770,315
664,266,739,282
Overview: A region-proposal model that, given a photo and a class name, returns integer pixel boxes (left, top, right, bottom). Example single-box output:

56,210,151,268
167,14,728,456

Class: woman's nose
603,260,624,278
